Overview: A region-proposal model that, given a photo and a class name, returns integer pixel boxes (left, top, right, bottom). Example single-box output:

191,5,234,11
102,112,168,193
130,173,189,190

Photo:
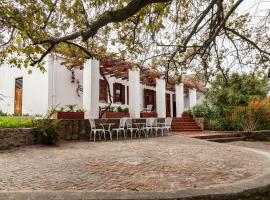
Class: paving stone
0,136,270,192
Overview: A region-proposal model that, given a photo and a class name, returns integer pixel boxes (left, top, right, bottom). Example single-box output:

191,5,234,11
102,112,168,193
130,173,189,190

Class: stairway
172,113,202,132
192,132,245,143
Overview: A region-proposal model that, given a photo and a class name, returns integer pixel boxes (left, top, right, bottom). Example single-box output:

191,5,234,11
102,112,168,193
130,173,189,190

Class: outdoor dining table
100,123,115,140
157,122,166,127
133,122,146,138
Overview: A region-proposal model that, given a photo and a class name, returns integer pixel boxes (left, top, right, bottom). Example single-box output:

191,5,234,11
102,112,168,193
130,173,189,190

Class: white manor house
0,54,204,119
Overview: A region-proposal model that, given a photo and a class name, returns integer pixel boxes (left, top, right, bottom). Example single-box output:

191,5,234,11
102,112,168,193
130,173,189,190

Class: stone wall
0,128,35,150
243,131,270,141
57,118,164,140
0,118,167,150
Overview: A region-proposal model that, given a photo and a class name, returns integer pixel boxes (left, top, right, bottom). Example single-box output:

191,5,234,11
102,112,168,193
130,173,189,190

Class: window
143,89,156,110
99,79,108,103
113,83,125,104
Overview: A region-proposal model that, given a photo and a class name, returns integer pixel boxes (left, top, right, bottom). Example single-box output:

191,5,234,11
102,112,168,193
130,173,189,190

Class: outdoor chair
126,118,139,139
111,118,128,140
151,118,164,136
142,104,153,113
160,117,173,136
89,119,106,142
142,118,155,137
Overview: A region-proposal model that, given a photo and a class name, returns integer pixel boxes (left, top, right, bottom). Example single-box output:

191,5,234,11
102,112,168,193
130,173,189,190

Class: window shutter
113,83,117,103
127,86,129,105
121,85,125,104
99,79,108,103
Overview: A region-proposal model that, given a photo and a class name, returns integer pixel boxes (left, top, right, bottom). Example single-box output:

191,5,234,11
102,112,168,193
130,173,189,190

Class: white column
189,88,197,108
83,59,100,119
156,78,166,118
128,69,141,118
175,83,184,117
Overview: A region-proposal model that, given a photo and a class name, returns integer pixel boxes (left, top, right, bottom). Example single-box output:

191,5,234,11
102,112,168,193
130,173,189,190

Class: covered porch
82,59,202,119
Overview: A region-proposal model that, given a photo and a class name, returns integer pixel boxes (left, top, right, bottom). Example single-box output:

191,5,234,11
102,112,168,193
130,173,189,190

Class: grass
0,118,34,128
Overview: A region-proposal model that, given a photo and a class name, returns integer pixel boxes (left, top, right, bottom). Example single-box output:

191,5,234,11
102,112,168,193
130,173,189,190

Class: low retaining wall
0,128,36,150
243,131,270,141
57,118,157,140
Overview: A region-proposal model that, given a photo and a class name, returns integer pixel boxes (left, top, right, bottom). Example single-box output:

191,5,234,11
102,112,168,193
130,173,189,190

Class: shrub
0,110,8,116
122,108,129,113
33,107,60,145
191,102,211,118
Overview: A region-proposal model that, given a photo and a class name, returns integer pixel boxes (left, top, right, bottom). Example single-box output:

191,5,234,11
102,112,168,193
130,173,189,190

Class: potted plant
102,106,130,118
53,104,85,119
140,109,157,118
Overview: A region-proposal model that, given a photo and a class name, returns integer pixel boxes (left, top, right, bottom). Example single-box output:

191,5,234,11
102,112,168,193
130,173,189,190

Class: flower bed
140,112,157,118
53,112,85,120
101,111,130,118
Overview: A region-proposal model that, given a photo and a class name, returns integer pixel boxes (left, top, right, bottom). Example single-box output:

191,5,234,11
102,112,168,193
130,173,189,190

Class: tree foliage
206,73,268,108
192,73,269,131
0,0,269,80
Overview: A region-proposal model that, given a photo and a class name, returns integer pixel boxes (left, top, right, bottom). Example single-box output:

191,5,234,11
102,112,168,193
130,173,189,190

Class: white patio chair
142,118,155,137
111,118,127,140
151,118,164,136
89,119,105,142
161,117,173,135
142,104,153,113
126,118,139,139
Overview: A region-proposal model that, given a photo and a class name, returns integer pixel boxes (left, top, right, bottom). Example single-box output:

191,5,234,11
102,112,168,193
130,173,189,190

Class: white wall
0,54,85,116
0,61,49,115
48,55,83,109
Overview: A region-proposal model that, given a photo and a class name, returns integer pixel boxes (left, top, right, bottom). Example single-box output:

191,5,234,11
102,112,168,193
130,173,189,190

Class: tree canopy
0,0,269,81
205,73,268,108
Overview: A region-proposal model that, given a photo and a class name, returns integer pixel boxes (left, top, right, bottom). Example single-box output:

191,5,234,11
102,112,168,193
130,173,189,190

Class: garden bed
140,112,158,118
53,112,84,119
101,111,130,118
0,118,33,128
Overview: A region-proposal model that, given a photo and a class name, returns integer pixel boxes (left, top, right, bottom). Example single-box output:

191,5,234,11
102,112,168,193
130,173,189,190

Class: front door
172,94,176,117
166,93,171,117
14,77,23,115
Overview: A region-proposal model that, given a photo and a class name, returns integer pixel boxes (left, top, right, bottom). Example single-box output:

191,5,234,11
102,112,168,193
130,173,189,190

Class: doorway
172,94,176,117
14,77,23,115
166,93,171,117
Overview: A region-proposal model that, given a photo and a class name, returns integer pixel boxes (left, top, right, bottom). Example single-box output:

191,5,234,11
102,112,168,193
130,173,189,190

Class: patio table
100,123,115,140
157,122,166,127
134,122,146,138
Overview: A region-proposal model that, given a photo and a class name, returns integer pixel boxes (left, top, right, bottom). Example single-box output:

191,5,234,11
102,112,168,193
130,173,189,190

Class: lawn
0,118,33,128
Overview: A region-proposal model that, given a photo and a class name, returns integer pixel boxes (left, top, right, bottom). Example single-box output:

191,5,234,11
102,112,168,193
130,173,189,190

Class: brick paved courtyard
1,136,270,192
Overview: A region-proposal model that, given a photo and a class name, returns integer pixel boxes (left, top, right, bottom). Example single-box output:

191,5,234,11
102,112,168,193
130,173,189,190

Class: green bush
33,107,60,145
0,118,33,128
0,110,8,116
33,119,59,145
191,102,211,118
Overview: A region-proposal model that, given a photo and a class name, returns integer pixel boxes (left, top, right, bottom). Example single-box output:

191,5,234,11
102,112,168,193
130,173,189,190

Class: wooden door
14,78,23,115
166,94,171,117
14,89,22,115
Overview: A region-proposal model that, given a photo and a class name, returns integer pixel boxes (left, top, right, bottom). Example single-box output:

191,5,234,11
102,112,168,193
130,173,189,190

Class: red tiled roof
100,58,204,93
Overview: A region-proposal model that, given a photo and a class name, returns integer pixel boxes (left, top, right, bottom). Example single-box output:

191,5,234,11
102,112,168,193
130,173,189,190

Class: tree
206,73,268,108
192,72,269,131
0,0,269,79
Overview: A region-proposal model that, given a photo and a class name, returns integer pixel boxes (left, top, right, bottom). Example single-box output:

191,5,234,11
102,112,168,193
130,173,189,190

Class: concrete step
172,127,201,130
193,133,242,140
173,129,202,132
172,122,197,126
207,136,245,143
